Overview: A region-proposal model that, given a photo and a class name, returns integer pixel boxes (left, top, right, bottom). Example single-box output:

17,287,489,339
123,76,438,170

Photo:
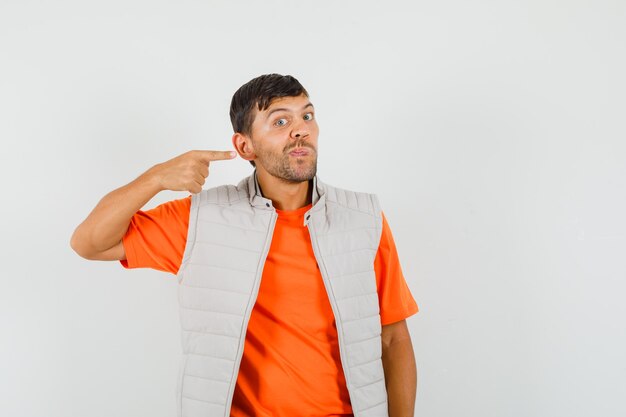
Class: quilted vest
175,170,388,417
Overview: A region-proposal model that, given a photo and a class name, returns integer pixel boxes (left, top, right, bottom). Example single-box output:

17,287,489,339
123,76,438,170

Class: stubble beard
256,143,318,184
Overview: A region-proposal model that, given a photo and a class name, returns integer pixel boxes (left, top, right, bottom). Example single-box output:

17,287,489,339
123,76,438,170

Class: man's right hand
70,149,238,260
149,150,237,194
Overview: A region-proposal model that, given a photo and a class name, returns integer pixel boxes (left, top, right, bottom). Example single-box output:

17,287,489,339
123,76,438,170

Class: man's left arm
381,319,417,417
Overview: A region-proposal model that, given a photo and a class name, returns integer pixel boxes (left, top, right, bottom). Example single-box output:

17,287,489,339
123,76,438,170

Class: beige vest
175,170,388,417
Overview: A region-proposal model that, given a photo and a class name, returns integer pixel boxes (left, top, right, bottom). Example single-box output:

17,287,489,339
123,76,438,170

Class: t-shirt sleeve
375,211,419,325
119,195,192,275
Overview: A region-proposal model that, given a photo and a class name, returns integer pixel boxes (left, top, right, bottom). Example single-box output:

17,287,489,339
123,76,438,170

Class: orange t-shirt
120,195,418,416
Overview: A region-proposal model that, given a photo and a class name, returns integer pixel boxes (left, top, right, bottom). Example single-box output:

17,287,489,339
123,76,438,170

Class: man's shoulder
320,179,380,215
192,178,251,207
321,180,375,196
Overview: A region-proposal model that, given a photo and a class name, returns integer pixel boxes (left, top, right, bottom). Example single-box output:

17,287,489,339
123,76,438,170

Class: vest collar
244,169,326,218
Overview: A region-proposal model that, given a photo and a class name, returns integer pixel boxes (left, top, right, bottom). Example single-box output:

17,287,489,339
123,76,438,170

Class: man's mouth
289,147,311,156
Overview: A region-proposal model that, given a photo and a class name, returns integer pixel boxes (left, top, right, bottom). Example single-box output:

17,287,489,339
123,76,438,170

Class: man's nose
291,120,309,139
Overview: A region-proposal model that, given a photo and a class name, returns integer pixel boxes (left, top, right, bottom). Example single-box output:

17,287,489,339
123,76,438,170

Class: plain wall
1,1,625,416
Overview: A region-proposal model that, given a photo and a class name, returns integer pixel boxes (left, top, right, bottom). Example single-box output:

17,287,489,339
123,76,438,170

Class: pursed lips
288,147,313,156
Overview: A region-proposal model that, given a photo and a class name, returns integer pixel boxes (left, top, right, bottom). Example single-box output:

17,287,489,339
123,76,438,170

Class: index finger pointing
197,150,237,162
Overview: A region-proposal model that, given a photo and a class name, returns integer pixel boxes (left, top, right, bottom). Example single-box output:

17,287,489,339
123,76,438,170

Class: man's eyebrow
265,102,314,120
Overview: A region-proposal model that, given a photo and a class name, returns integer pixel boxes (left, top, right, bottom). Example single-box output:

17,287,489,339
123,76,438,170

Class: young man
70,74,419,417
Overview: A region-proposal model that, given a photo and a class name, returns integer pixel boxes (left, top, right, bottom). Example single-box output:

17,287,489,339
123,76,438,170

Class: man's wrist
141,164,165,193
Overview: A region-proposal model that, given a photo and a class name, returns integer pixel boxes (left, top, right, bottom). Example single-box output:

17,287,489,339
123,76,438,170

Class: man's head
230,73,319,183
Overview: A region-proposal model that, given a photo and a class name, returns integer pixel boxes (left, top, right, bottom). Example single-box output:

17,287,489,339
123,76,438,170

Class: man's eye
275,118,287,127
303,112,314,121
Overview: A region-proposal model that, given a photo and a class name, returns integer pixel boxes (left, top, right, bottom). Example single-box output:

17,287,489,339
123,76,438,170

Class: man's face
249,93,319,183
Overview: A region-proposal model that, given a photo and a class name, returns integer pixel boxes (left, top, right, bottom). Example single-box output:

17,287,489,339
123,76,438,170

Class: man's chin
284,166,317,183
257,158,317,183
286,173,316,183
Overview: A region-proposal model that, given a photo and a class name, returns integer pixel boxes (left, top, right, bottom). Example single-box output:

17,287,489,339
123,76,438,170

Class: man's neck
256,168,313,211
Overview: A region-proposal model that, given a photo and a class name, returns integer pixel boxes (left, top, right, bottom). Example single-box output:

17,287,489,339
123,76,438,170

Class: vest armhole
177,192,201,283
370,193,384,253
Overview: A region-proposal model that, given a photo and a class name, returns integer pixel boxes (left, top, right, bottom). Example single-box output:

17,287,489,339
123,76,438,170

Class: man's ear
232,132,257,163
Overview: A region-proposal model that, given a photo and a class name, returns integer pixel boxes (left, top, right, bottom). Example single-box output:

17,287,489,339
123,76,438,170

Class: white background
1,1,625,416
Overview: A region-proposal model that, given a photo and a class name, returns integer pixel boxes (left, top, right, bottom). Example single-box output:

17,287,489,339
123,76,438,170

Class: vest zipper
223,209,278,416
307,218,357,415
